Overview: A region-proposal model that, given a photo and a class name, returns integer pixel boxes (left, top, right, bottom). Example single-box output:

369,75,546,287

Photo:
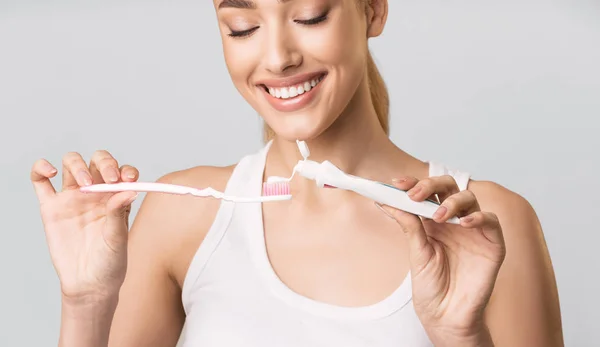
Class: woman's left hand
379,176,506,347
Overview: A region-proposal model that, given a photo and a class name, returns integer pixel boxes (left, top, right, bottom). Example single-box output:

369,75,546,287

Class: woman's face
213,0,384,141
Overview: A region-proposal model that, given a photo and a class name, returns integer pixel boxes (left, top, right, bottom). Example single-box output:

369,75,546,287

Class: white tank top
179,141,471,346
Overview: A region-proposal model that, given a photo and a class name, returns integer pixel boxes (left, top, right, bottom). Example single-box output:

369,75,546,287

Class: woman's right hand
31,150,140,307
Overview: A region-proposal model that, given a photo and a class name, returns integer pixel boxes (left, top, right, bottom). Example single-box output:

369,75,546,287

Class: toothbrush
80,181,291,203
266,140,460,224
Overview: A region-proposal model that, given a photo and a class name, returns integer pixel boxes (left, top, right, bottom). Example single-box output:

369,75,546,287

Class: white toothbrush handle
80,182,193,195
79,182,291,203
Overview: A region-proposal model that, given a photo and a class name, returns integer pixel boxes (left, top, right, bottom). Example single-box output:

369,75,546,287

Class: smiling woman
30,0,564,346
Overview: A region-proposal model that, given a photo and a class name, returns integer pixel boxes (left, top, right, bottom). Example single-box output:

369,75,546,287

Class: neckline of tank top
242,140,415,321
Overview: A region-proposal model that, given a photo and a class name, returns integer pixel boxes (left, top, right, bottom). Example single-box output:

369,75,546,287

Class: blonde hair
262,3,389,142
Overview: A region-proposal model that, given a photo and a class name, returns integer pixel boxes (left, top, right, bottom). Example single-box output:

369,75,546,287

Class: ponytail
365,50,390,135
262,50,389,142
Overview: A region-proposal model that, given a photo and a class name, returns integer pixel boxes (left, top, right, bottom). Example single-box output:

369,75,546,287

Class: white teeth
266,75,324,99
303,81,311,92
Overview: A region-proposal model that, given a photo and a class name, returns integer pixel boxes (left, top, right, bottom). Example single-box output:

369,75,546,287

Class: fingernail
108,169,119,182
408,186,421,197
461,216,474,223
78,171,92,186
45,163,57,173
374,202,395,220
126,172,136,179
433,206,447,220
392,177,406,183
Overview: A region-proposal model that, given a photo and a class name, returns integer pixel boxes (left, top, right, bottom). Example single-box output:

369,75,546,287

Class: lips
265,75,325,99
255,71,328,113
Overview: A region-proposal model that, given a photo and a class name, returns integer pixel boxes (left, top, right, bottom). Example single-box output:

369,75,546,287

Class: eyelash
228,12,329,38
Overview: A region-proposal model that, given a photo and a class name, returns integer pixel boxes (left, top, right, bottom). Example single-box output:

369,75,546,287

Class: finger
392,177,440,204
432,189,481,223
104,191,139,250
90,150,120,184
88,158,103,184
106,191,138,218
62,152,93,189
460,211,504,245
31,159,58,203
119,165,139,182
379,204,431,259
407,175,459,203
390,176,419,191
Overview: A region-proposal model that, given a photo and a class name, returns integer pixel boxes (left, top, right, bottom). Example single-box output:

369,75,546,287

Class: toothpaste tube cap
296,140,310,160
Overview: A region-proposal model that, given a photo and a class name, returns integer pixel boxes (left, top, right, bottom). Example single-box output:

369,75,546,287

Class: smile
262,74,326,100
256,72,327,113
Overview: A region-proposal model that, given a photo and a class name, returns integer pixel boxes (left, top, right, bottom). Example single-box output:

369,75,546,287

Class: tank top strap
181,140,273,312
427,161,472,192
221,140,273,196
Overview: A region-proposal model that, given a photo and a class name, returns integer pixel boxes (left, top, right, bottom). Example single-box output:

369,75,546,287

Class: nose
263,27,302,74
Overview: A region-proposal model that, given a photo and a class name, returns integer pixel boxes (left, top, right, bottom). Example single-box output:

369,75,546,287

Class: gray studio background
1,0,599,346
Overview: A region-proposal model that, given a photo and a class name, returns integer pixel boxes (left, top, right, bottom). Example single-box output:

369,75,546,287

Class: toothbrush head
263,181,291,196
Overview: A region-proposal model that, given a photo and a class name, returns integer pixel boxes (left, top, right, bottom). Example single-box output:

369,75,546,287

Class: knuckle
419,179,434,192
62,152,83,167
485,211,500,223
443,175,458,189
92,149,110,157
441,174,454,182
460,189,477,202
478,211,490,221
98,156,118,168
92,150,117,164
442,197,458,210
32,158,47,171
442,197,460,213
464,189,476,199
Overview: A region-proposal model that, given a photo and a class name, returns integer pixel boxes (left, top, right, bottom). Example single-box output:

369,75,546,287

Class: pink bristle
263,182,291,196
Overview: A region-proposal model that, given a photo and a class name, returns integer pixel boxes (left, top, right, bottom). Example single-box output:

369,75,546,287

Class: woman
30,0,563,346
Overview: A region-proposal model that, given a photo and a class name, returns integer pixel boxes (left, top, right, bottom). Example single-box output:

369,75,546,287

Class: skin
30,0,563,346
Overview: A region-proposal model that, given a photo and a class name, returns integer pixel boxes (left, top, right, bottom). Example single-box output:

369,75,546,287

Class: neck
264,80,405,202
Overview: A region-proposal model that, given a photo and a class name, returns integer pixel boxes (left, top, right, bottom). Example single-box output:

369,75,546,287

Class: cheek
297,18,364,69
222,39,260,87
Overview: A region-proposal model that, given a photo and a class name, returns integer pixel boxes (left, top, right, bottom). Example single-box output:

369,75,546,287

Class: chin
250,70,353,142
265,116,331,142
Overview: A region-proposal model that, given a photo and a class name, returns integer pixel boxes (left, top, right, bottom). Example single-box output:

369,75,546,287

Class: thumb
378,204,433,265
105,191,138,238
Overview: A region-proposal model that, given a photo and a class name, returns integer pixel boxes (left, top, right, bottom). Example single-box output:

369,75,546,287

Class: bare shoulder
467,180,564,346
108,163,237,346
132,164,237,285
467,180,537,221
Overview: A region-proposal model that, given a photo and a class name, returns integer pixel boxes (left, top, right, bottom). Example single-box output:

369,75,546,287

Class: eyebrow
218,0,291,10
218,0,255,9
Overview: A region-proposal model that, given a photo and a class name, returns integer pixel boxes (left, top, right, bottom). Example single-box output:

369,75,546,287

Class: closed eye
228,26,259,38
227,11,328,39
295,11,329,26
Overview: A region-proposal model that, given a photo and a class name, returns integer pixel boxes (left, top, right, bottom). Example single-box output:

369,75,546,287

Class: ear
366,0,388,38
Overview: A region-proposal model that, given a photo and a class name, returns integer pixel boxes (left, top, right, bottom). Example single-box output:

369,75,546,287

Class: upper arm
107,166,232,347
470,181,564,347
